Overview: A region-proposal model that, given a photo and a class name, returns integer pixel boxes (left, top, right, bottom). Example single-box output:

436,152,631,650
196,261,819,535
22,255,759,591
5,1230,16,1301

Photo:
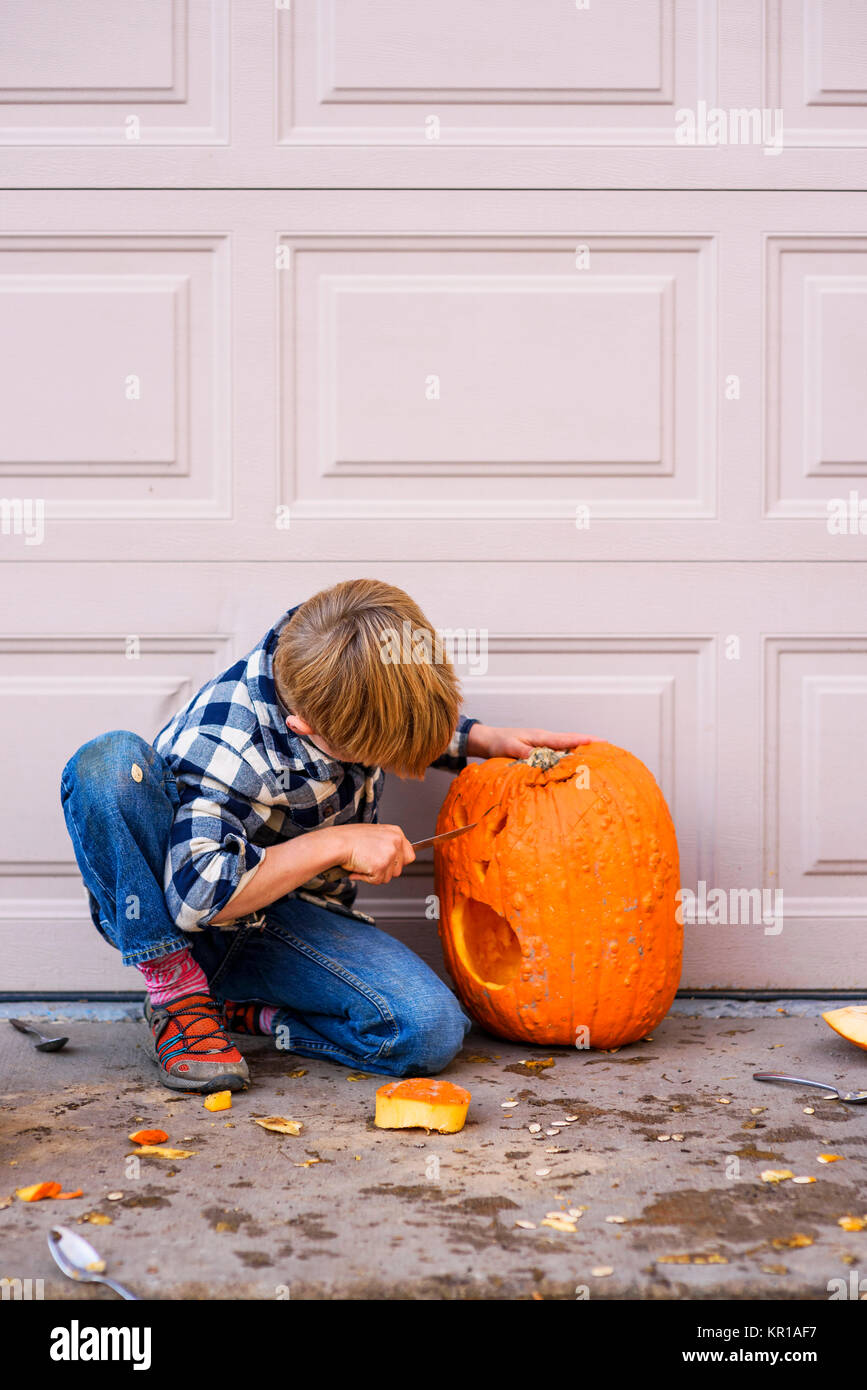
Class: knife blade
411,802,501,852
411,822,478,852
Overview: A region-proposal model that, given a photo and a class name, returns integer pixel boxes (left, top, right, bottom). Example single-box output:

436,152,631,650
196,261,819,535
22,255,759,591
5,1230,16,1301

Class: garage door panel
0,631,234,992
0,634,233,875
277,0,714,146
766,234,867,517
0,0,229,144
5,0,867,185
0,235,230,517
766,0,867,144
285,233,714,520
3,190,866,557
766,639,867,910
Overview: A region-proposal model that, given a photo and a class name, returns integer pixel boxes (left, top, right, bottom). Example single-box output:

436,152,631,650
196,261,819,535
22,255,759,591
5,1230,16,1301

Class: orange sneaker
144,992,250,1092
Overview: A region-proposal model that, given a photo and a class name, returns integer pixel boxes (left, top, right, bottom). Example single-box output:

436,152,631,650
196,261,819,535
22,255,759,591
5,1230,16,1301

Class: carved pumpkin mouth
450,894,521,989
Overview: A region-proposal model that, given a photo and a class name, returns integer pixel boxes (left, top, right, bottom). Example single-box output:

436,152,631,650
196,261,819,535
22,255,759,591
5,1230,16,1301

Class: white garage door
1,2,865,993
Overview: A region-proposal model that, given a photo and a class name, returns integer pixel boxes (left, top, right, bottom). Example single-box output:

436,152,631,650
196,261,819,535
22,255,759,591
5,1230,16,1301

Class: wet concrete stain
584,1056,658,1066
635,1180,855,1245
50,1098,98,1115
202,1205,262,1236
121,1188,172,1210
283,1209,339,1242
730,1143,784,1161
359,1184,458,1202
759,1126,825,1143
455,1195,519,1215
503,1064,555,1081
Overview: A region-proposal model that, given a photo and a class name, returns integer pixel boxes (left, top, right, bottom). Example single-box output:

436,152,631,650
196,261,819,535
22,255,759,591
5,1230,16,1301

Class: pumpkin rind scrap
822,1005,867,1051
374,1078,471,1132
434,742,682,1048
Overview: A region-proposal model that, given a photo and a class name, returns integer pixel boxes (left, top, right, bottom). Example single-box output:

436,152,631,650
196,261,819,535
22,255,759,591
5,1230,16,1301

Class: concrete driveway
1,1002,865,1300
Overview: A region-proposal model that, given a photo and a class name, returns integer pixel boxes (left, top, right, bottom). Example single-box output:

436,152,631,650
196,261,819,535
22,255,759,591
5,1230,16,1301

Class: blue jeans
60,731,470,1076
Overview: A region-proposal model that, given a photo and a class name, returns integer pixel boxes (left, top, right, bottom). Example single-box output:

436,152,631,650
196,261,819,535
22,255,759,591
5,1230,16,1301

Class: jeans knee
392,988,470,1076
61,730,155,806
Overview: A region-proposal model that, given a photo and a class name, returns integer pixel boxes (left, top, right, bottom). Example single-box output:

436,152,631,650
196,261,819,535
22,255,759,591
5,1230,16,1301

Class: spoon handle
101,1276,139,1301
9,1018,41,1038
753,1071,838,1094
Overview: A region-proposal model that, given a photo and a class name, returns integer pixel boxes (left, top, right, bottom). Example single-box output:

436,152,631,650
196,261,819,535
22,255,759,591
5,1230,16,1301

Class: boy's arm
427,718,592,772
165,773,272,931
427,713,479,771
210,821,415,922
210,827,347,923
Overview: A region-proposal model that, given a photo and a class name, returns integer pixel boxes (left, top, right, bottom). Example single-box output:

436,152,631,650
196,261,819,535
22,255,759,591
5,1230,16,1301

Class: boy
60,580,583,1093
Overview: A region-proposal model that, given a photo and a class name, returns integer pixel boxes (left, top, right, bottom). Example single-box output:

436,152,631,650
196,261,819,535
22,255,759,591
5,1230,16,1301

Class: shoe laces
155,992,238,1059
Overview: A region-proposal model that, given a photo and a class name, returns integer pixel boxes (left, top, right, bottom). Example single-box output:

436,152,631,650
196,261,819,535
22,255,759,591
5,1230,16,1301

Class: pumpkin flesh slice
375,1078,471,1133
822,1005,867,1051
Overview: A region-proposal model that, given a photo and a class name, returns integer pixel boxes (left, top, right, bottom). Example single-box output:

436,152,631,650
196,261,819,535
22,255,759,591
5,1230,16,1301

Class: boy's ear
286,712,314,738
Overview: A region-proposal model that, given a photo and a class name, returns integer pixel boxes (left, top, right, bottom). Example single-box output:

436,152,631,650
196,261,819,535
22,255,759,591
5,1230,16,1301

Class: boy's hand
466,725,594,760
337,823,416,885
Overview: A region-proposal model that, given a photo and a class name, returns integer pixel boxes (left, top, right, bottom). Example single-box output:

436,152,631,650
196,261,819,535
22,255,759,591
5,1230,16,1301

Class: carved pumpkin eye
434,743,681,1050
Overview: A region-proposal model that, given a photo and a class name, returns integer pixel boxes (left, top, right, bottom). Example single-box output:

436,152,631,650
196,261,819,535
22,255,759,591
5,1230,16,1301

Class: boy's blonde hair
273,579,462,777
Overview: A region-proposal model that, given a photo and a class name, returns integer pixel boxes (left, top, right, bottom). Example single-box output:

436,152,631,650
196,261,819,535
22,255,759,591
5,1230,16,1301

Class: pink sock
140,947,210,1006
259,1005,279,1034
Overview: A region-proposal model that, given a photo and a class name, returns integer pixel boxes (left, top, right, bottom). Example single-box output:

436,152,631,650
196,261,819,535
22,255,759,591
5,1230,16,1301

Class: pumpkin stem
521,746,571,771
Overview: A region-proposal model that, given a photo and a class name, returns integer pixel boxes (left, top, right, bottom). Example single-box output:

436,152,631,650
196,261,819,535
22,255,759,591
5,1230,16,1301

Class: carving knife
411,802,500,852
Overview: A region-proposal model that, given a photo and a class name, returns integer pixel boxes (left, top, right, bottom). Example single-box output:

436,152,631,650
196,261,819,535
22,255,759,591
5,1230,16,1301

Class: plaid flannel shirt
153,607,478,932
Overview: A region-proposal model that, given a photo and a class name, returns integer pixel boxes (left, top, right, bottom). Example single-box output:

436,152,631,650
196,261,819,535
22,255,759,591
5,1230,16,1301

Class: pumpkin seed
528,1123,542,1133
515,1220,536,1229
761,1168,795,1183
591,1266,614,1277
606,1215,626,1223
541,1216,577,1233
534,1168,551,1177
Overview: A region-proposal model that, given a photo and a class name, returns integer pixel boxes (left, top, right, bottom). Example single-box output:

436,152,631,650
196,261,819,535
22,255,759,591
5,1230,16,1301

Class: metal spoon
48,1226,138,1300
8,1017,69,1052
753,1071,867,1104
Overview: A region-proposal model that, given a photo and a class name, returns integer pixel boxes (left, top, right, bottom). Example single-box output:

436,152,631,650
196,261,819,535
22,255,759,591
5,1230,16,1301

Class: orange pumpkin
435,742,681,1048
